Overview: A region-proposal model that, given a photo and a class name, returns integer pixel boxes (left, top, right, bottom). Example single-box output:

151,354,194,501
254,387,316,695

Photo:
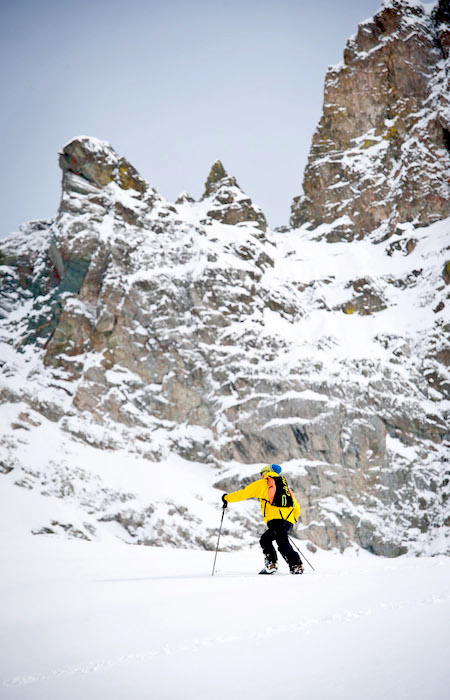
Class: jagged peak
202,160,239,199
199,160,267,231
207,159,227,184
342,0,436,64
59,136,148,195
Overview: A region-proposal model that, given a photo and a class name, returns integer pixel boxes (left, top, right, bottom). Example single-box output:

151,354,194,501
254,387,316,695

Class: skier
221,464,304,575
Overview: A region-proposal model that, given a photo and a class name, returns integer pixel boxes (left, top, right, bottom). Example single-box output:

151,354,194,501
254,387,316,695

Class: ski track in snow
4,592,449,690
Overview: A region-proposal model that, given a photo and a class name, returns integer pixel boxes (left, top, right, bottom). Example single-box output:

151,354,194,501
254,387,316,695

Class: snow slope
1,535,449,700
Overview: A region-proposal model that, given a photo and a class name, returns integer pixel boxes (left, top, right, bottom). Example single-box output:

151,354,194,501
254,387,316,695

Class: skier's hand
222,494,228,509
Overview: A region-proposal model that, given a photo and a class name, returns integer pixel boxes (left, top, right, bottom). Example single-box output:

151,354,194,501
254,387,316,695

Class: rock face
0,3,449,557
291,0,450,241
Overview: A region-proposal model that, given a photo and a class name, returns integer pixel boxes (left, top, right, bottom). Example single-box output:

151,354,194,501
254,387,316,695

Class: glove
222,494,228,508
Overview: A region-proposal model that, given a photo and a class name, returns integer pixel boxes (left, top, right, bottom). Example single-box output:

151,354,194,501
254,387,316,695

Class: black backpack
268,475,294,508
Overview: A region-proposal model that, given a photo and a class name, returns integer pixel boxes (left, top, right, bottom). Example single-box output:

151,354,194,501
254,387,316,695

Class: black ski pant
260,519,301,569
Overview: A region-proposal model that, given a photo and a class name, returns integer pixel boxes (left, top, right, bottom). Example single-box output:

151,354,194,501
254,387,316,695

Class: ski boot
259,560,278,575
290,562,304,575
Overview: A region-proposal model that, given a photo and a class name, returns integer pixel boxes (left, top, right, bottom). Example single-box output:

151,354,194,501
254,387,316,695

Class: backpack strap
267,476,276,504
278,507,294,521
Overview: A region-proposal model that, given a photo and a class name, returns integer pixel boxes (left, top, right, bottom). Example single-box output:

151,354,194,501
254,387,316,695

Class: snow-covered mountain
0,0,449,557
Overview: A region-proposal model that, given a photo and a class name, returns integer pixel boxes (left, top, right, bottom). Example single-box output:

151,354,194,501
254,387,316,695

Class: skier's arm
224,479,268,503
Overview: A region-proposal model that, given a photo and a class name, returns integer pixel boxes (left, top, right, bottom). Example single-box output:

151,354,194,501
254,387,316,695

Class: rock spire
201,160,267,231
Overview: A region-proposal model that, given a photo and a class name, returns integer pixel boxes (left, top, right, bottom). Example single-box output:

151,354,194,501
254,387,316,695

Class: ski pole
211,506,226,576
289,536,315,571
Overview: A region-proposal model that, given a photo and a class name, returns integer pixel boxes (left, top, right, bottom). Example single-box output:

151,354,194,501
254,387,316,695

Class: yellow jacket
224,471,301,525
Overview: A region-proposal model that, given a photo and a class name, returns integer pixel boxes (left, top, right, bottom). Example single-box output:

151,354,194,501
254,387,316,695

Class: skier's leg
273,521,301,569
260,525,278,567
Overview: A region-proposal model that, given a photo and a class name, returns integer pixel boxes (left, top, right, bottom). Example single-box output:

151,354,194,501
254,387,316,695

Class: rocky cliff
291,0,450,242
0,1,449,557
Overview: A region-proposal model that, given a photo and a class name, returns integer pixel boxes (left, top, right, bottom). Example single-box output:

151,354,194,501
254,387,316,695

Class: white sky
0,0,383,235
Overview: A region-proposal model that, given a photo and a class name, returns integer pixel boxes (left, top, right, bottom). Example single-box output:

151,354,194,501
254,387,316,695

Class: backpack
267,476,294,508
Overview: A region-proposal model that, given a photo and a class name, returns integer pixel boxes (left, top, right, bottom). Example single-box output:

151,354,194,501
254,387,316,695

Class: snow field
0,535,449,700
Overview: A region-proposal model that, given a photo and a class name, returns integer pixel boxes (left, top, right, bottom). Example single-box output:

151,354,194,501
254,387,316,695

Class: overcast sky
0,0,383,236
